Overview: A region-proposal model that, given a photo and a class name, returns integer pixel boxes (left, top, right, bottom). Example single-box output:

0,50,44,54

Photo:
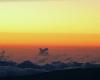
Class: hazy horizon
0,46,100,64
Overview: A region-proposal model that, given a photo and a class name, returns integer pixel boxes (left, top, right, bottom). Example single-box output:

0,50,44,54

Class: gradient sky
0,0,100,46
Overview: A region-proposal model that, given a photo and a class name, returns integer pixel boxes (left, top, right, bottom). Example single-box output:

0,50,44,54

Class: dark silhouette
0,61,16,66
0,48,99,80
39,48,48,56
35,48,49,64
0,50,9,61
17,60,40,69
0,60,99,80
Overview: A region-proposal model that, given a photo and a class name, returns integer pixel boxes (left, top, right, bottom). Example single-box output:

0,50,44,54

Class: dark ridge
0,68,100,80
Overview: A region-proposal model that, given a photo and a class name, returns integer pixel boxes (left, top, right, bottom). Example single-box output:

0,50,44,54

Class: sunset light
0,0,100,47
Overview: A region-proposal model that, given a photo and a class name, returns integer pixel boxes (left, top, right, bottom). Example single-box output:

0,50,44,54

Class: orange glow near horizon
0,32,100,47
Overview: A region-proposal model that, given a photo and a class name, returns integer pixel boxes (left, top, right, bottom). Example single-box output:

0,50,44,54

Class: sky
0,0,100,47
0,0,100,63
